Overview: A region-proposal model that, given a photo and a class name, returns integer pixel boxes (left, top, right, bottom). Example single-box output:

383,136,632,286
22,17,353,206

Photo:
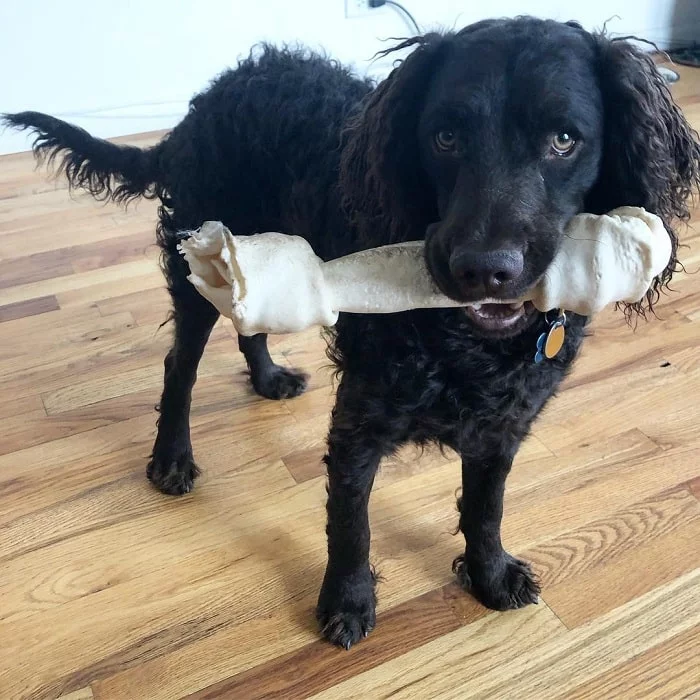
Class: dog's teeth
508,302,524,310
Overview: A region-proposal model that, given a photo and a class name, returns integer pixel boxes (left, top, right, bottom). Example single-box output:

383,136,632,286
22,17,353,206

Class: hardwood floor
0,65,699,700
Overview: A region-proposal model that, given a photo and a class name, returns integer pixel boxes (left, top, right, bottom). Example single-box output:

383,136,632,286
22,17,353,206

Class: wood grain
58,688,95,700
525,486,700,592
542,507,700,628
564,623,700,700
0,64,698,700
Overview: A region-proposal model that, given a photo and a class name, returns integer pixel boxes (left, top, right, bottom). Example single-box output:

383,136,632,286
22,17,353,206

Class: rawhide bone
177,207,671,336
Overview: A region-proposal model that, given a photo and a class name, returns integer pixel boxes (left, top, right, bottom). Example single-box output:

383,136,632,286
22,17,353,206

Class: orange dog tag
544,322,566,358
535,310,567,363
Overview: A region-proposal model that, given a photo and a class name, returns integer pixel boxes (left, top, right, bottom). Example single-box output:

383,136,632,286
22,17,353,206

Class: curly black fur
5,18,699,649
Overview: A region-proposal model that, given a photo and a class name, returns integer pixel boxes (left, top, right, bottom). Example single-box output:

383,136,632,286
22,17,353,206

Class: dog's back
155,47,371,254
4,46,371,256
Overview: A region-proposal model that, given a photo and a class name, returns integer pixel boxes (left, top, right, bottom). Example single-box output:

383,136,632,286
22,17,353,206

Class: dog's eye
551,132,577,156
434,129,457,152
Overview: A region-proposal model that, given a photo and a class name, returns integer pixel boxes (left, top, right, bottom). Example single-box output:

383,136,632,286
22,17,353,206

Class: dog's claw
147,452,200,495
318,610,375,649
316,567,377,649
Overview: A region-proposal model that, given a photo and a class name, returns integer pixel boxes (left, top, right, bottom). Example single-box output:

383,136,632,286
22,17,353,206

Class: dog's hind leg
238,334,308,400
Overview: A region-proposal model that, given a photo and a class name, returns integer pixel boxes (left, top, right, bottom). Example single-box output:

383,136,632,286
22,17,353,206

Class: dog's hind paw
250,365,308,400
453,552,541,610
147,451,200,496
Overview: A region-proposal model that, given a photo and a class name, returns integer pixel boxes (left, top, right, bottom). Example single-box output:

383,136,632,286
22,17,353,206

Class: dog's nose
449,248,524,296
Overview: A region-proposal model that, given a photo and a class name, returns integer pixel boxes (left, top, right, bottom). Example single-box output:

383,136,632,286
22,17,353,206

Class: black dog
5,17,699,649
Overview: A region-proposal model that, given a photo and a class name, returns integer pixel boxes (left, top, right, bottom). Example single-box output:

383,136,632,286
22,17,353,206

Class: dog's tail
2,111,163,204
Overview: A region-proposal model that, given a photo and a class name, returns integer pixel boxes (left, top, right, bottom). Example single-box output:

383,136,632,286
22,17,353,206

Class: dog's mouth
461,300,538,337
424,232,544,337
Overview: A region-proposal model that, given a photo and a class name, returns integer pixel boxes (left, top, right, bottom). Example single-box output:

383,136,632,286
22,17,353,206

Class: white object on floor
177,206,672,336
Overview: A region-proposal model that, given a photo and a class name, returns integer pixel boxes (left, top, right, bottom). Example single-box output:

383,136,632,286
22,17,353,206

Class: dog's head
340,17,700,338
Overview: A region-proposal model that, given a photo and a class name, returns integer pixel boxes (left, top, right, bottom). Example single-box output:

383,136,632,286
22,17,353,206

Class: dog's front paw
453,551,540,610
316,569,377,649
147,450,200,495
250,365,308,400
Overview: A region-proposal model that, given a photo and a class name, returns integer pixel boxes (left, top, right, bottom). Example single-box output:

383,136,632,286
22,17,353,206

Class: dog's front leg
316,378,400,649
454,440,540,610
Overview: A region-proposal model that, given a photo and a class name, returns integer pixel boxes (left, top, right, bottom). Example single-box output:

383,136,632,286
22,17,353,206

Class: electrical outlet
345,0,374,19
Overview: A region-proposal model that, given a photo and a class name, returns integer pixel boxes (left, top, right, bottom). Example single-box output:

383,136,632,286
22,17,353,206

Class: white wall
1,0,698,155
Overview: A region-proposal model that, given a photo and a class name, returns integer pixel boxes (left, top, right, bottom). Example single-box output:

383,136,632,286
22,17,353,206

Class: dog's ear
339,34,448,245
586,37,700,314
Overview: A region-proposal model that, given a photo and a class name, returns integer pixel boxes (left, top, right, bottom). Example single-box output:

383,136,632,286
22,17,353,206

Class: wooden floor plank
0,259,159,307
0,228,151,282
95,286,172,326
0,294,59,322
0,209,154,258
0,392,44,420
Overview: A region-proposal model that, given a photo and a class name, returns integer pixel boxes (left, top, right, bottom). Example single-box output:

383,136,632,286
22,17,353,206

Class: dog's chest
406,321,586,444
410,358,554,436
331,311,586,446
